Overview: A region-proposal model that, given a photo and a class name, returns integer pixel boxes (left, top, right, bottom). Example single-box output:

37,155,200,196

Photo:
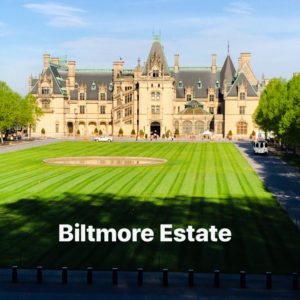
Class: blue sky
1,0,300,95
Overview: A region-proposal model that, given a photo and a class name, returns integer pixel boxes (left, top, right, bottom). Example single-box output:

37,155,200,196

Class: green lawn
0,141,299,273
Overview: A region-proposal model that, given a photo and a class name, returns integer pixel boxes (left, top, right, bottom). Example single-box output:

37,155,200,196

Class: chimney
240,52,251,67
43,53,50,71
113,60,124,79
68,61,76,89
211,54,217,74
52,57,59,65
174,54,179,73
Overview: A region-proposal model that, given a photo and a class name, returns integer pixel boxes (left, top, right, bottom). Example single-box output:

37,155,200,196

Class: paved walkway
0,139,64,154
0,269,298,299
236,142,300,229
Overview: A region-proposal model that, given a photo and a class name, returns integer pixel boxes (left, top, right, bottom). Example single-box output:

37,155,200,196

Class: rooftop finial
152,30,161,43
227,41,230,54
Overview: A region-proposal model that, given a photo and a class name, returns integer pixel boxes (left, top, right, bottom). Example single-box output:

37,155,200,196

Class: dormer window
240,92,246,100
178,81,183,88
75,82,78,88
91,82,96,91
108,82,114,92
187,94,192,101
215,81,220,88
100,93,106,100
153,70,159,77
197,80,202,89
41,87,50,95
79,92,85,100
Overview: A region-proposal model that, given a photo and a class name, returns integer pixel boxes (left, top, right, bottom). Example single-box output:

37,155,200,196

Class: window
187,94,192,101
151,84,154,88
209,107,214,114
237,121,247,135
125,86,132,91
125,94,133,103
158,84,160,88
153,70,159,77
125,107,133,117
79,93,85,100
217,104,222,114
195,121,205,134
151,92,155,100
239,106,245,115
100,93,106,100
216,122,223,134
91,82,96,91
55,123,59,133
178,81,183,88
178,106,180,113
41,87,50,95
209,95,214,102
151,105,160,114
117,110,121,119
183,121,193,135
197,80,202,89
79,105,85,114
108,82,114,92
75,82,78,88
174,121,179,130
151,92,160,101
41,99,50,109
100,106,106,114
240,92,246,100
215,81,220,88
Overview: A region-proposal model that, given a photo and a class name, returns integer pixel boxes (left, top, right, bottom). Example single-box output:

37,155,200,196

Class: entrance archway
150,121,161,136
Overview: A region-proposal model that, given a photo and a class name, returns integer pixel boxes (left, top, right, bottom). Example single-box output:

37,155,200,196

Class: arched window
195,121,205,134
183,121,193,135
178,80,183,88
215,80,220,88
237,121,247,135
91,81,96,91
197,80,202,89
216,122,223,134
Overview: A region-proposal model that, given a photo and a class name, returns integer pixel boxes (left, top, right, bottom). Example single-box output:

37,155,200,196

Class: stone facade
29,38,263,139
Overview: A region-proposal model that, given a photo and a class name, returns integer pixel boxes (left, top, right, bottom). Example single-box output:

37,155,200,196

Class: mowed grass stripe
0,141,300,273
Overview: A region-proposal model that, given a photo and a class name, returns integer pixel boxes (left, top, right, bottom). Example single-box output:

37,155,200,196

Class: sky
1,0,300,95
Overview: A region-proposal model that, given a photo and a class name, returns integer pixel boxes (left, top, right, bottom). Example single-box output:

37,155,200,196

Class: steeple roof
220,55,236,86
142,40,170,76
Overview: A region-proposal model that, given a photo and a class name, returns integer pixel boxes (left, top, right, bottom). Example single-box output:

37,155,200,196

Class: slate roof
227,72,258,97
142,41,170,76
175,69,221,98
178,100,210,115
220,55,235,87
70,71,113,101
31,64,67,95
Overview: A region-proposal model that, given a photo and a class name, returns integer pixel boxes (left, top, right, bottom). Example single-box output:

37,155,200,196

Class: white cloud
23,2,87,28
226,1,253,15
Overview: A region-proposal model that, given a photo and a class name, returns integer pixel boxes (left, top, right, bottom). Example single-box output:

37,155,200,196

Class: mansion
29,37,264,138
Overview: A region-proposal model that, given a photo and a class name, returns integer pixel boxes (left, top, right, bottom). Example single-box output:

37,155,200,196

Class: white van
253,140,268,155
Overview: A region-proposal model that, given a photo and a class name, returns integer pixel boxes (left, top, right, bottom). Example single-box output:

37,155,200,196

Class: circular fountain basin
43,156,167,167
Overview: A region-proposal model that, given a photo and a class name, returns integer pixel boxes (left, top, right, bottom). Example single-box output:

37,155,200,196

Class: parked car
253,140,268,155
94,136,113,142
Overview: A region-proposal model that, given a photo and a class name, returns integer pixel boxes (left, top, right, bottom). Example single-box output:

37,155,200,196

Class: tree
254,78,288,138
18,94,43,138
118,128,123,136
282,74,300,148
131,129,136,136
0,81,22,144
